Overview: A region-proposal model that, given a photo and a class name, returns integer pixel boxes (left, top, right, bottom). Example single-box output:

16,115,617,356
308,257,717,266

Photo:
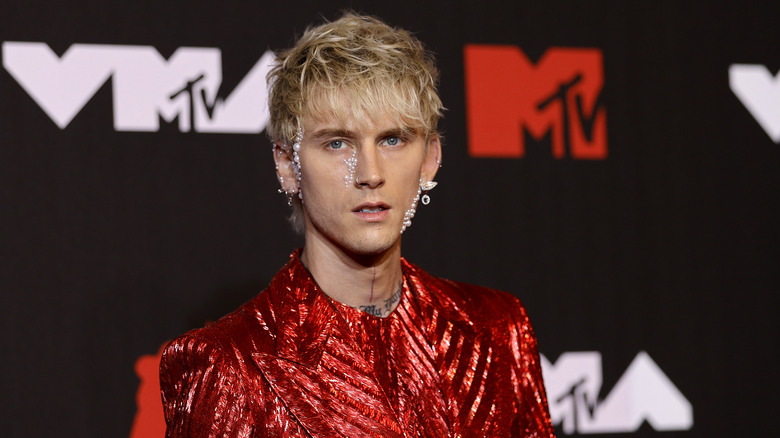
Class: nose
354,145,384,189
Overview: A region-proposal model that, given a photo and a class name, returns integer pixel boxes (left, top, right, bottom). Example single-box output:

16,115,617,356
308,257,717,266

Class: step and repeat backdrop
1,1,777,436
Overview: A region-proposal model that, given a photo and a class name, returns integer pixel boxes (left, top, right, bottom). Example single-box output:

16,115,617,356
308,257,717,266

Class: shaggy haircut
266,12,444,233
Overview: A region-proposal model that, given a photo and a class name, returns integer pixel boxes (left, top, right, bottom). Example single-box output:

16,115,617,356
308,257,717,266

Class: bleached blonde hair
266,12,444,233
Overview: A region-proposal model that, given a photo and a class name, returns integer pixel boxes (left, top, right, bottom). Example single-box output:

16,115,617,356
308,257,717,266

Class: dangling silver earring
420,180,437,205
277,187,293,206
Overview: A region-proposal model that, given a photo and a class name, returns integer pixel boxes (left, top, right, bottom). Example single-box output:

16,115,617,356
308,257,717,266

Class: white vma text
541,351,693,435
2,42,274,133
729,64,780,143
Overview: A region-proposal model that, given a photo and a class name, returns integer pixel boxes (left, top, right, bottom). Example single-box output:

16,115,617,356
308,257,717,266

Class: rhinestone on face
344,149,358,188
291,127,304,201
401,179,423,234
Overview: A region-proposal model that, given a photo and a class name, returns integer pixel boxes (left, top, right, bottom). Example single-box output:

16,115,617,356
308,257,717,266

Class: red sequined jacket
160,252,555,437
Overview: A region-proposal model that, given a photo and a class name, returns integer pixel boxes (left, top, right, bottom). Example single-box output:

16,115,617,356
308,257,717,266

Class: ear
273,144,298,194
420,135,442,183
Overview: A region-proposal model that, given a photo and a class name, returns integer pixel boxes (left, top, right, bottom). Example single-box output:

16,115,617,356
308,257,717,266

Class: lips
353,202,391,222
353,202,390,213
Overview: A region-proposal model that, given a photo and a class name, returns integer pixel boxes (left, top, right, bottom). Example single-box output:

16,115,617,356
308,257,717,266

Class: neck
300,239,403,318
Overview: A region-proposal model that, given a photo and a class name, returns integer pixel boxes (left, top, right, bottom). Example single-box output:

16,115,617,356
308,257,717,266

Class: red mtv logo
129,345,166,438
464,45,607,159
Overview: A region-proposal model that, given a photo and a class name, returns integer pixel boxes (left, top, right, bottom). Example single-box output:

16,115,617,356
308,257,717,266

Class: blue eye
329,140,345,149
385,137,400,146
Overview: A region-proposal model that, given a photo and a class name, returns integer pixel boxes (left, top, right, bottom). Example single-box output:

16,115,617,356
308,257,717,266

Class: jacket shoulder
166,290,277,361
438,278,530,325
159,291,278,436
159,300,270,436
404,259,531,330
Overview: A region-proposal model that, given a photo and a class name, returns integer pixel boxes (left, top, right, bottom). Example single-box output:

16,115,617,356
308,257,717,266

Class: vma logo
130,345,166,438
2,42,274,133
464,45,607,159
729,64,780,143
541,351,693,435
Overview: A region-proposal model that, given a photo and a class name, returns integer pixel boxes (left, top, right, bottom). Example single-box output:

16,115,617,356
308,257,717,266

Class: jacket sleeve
159,331,254,438
507,298,557,437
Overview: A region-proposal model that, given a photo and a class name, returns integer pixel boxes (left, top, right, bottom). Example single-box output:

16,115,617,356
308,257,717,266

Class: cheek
301,149,355,185
300,156,340,190
395,166,423,195
299,162,350,216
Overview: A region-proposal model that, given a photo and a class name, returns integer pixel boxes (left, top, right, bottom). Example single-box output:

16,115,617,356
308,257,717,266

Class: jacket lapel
250,255,405,437
402,260,517,434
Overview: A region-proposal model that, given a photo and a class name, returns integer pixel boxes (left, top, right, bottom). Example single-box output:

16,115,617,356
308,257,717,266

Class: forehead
301,85,423,136
302,108,413,138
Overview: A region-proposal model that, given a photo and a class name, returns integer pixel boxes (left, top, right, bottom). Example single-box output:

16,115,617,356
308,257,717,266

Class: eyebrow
309,128,355,141
308,127,417,141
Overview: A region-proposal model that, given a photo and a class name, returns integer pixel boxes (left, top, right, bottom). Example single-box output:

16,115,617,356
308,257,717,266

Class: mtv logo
2,42,274,133
464,45,607,159
541,351,693,434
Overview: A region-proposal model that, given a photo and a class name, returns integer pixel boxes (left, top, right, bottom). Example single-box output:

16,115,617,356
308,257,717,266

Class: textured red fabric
160,251,555,437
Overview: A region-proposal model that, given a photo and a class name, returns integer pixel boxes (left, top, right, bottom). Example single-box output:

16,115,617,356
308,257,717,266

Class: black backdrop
1,1,778,436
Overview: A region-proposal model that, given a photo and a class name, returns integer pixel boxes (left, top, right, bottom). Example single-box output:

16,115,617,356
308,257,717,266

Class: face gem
344,149,358,187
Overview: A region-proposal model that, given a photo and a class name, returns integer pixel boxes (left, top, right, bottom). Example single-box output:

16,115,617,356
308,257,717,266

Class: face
275,111,441,258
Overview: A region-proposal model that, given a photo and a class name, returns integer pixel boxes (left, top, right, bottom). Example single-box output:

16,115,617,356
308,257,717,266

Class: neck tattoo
354,281,403,318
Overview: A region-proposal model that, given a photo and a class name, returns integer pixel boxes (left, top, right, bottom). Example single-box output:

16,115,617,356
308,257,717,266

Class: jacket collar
259,250,339,368
400,257,477,331
250,251,410,436
262,250,475,367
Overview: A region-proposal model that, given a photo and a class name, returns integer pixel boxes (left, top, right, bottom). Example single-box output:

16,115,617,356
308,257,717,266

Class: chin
342,231,401,257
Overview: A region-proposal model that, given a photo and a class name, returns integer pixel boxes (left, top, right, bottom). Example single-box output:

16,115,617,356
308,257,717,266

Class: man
160,13,555,437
